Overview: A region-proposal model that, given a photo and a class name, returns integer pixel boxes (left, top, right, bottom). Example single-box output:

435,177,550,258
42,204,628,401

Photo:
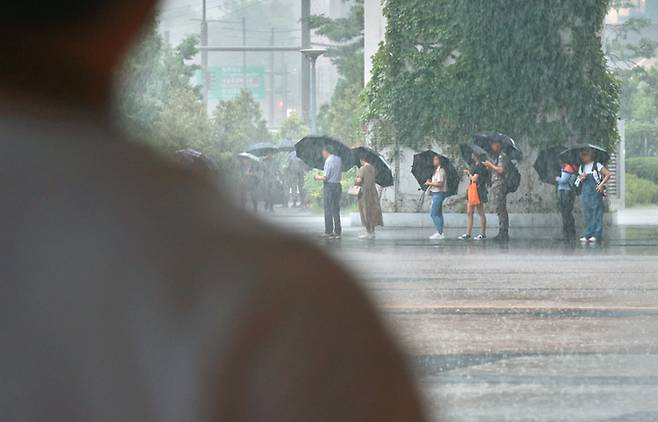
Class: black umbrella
534,145,566,184
459,143,491,164
175,149,217,173
352,146,394,188
560,144,610,166
475,131,523,161
295,135,355,172
247,142,279,157
411,150,456,192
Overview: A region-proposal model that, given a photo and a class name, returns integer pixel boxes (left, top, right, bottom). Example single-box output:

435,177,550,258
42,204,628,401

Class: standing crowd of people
314,140,611,244
238,151,308,212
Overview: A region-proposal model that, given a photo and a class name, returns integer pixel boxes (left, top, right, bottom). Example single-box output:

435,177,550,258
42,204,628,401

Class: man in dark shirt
484,140,511,241
0,2,426,421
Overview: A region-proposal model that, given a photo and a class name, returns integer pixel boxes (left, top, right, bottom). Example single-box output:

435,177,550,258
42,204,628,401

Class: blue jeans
430,192,446,234
581,177,603,239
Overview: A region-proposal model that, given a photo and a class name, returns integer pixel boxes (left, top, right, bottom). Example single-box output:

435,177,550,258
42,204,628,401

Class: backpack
446,164,460,197
505,161,521,194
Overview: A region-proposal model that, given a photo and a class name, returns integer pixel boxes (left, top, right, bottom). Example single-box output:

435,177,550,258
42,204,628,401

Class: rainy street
269,212,658,421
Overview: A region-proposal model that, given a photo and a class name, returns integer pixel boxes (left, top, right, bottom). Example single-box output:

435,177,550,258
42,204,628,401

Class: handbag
348,185,361,196
467,182,481,206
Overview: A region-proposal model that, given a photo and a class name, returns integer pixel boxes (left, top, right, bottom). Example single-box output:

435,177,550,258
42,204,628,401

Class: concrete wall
364,0,386,85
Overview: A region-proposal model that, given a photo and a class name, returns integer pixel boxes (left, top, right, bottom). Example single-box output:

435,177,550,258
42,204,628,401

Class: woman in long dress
355,157,384,239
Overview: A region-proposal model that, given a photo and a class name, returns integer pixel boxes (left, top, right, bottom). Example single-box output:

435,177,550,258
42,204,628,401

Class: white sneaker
474,234,487,241
588,237,598,243
430,232,445,240
580,236,589,243
358,233,369,239
458,234,471,241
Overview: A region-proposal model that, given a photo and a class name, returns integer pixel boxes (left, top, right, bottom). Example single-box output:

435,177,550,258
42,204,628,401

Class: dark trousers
324,182,342,235
559,190,576,240
492,184,509,237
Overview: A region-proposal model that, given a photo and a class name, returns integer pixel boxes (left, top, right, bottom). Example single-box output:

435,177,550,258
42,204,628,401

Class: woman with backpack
575,148,610,243
459,153,490,240
425,154,447,240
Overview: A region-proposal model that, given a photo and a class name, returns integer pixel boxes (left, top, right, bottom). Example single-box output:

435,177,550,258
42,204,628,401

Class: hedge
627,157,658,185
626,173,658,207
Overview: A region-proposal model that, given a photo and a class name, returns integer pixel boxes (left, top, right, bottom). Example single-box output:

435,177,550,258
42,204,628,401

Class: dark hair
2,1,115,28
323,144,336,155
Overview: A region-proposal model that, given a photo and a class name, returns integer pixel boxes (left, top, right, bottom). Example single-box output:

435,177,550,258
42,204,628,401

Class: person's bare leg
466,204,475,237
478,204,487,237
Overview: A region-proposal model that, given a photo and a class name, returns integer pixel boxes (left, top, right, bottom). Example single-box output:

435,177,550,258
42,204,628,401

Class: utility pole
301,0,311,125
201,0,209,108
301,48,326,134
242,17,247,90
268,28,275,126
282,61,288,121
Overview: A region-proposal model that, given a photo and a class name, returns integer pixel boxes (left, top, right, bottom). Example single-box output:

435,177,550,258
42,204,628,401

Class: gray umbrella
247,142,279,157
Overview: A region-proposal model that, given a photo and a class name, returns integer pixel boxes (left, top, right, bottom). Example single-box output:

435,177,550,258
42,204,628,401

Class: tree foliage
310,0,365,146
117,27,210,152
366,0,620,151
212,89,271,153
277,112,310,142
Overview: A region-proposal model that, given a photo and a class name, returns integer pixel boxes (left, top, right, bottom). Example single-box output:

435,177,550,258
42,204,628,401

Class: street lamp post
301,48,326,134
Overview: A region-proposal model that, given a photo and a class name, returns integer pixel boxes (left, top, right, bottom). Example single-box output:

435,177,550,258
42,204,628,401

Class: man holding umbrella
483,140,511,241
315,145,343,239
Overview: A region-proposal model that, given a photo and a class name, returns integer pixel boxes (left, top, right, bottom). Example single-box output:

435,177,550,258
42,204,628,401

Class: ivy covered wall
365,0,620,150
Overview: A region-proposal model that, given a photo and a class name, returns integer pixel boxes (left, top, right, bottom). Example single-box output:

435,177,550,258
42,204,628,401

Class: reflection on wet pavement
267,213,658,421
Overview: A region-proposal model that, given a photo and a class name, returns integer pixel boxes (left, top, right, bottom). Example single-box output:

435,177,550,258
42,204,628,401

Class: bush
626,173,658,207
627,157,658,184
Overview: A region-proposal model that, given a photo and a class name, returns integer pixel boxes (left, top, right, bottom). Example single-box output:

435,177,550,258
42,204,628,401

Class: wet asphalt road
266,212,658,421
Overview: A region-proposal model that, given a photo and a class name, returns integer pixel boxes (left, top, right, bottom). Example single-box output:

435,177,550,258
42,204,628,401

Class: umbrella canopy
247,142,279,157
237,152,261,164
175,149,217,173
352,146,394,187
474,131,523,161
560,144,610,166
459,143,491,164
534,145,566,184
295,135,355,172
411,150,456,192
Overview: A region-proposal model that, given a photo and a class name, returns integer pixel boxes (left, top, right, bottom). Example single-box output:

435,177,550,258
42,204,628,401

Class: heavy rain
3,0,658,421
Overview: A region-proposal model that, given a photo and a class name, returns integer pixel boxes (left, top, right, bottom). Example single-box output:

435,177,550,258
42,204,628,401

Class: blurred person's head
0,0,156,108
491,141,503,154
359,157,369,166
432,154,442,168
322,145,334,160
580,148,594,164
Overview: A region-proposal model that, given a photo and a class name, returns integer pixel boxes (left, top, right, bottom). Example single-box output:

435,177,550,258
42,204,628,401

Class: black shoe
492,234,509,242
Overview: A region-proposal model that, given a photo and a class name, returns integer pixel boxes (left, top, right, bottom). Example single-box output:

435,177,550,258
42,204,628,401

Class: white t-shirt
579,162,604,184
431,167,447,193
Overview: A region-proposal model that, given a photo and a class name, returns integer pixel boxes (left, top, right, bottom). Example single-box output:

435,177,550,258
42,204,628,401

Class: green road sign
208,66,265,101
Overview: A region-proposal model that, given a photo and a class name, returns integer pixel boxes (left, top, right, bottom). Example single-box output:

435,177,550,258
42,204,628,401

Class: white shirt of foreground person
0,102,427,422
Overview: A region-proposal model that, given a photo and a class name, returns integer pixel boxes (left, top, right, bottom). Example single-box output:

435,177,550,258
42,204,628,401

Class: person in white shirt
0,1,428,421
575,148,610,243
425,154,447,240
